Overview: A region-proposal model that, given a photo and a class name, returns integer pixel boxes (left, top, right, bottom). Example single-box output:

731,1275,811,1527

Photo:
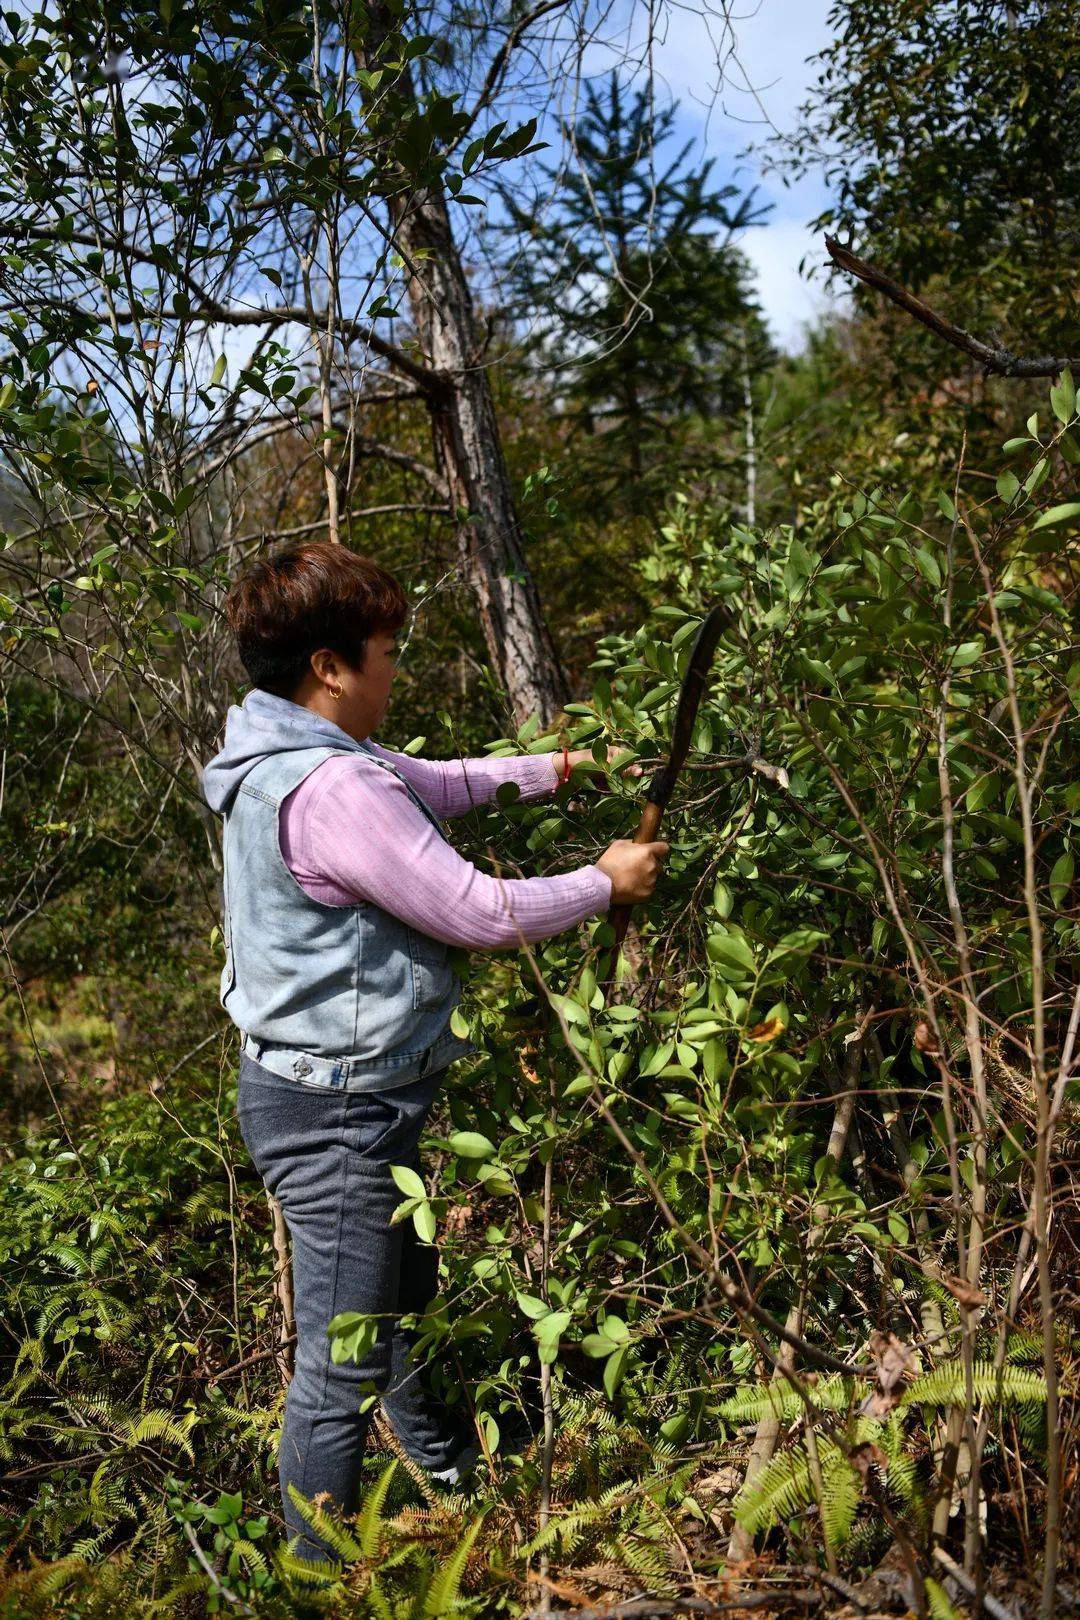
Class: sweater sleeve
281,755,612,949
362,738,561,818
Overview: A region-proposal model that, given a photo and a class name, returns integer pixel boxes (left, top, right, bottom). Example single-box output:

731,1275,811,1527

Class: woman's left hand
561,745,643,788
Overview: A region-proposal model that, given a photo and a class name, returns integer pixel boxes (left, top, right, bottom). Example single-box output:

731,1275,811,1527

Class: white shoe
427,1440,479,1487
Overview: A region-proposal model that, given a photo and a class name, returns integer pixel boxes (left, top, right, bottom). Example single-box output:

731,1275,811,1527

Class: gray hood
201,688,372,815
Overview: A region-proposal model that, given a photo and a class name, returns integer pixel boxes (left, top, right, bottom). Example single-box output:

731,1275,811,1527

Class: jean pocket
343,1077,435,1161
407,926,448,1011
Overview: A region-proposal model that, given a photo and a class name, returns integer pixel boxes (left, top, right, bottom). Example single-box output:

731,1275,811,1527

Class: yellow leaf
746,1016,784,1044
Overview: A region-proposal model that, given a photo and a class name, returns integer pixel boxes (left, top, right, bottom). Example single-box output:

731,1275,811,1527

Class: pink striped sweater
279,744,614,949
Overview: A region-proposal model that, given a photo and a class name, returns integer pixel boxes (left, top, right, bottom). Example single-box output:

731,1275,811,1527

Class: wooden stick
269,1194,296,1383
824,236,1080,380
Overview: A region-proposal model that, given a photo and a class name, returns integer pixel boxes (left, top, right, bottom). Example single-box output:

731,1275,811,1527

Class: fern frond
41,1241,92,1275
230,1538,270,1575
733,1436,861,1546
520,1504,600,1559
903,1362,1047,1409
925,1576,963,1619
420,1511,486,1616
718,1375,860,1424
122,1407,196,1461
368,1577,396,1620
879,1411,921,1510
285,1481,365,1562
142,1572,211,1614
70,1528,113,1562
1004,1331,1044,1365
274,1541,342,1589
357,1458,399,1559
606,1534,675,1593
819,1443,860,1547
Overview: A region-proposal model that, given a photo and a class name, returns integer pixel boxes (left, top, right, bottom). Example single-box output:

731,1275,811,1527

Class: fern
419,1511,486,1617
719,1375,859,1424
902,1361,1047,1409
368,1578,397,1620
274,1542,343,1589
285,1481,365,1563
819,1443,860,1547
122,1407,197,1462
877,1411,922,1514
358,1458,400,1559
609,1533,675,1594
734,1435,862,1546
925,1577,963,1619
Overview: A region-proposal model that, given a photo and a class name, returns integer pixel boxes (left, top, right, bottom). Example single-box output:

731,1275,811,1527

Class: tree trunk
361,16,568,729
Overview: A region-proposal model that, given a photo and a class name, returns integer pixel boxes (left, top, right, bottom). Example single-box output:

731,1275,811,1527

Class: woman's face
303,626,402,740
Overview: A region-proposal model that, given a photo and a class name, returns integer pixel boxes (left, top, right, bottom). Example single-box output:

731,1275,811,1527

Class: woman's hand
560,745,643,788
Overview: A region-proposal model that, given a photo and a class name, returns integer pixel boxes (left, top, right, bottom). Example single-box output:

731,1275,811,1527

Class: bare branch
825,236,1080,379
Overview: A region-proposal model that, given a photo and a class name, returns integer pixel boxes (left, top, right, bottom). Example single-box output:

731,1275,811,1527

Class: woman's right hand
595,839,670,904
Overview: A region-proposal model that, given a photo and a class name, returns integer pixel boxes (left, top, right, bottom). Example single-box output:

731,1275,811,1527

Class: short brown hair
223,541,409,697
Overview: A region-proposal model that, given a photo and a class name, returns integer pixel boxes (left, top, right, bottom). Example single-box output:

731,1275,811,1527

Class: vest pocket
406,925,449,1010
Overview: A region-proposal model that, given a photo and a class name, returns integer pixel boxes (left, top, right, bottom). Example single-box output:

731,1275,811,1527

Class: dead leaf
861,1330,918,1416
746,1016,784,1043
943,1274,986,1311
851,1441,889,1479
913,1019,940,1055
85,379,98,394
142,339,160,352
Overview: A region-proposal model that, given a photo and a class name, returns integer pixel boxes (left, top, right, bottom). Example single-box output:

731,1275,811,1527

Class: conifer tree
497,74,773,504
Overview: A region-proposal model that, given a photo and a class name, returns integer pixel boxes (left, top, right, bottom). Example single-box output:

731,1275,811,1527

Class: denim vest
218,743,475,1090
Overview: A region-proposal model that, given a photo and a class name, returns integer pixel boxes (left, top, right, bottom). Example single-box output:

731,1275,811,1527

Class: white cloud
738,217,848,351
633,0,844,352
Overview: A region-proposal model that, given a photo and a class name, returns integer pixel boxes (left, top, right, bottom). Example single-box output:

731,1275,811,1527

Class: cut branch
824,236,1080,379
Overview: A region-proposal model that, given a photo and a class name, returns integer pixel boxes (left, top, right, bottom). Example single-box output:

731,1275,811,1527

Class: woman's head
223,541,409,738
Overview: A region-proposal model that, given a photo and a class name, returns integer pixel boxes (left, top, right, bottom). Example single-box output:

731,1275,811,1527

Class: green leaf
412,1202,437,1244
603,1343,629,1399
996,471,1020,503
1049,850,1074,908
600,1314,629,1343
706,933,755,973
1031,502,1080,532
966,773,1000,812
1050,367,1076,425
516,1292,550,1321
390,1164,426,1200
448,1130,496,1160
209,354,227,387
534,1308,571,1345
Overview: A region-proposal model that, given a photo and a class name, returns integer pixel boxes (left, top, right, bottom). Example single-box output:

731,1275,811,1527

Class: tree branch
824,236,1080,379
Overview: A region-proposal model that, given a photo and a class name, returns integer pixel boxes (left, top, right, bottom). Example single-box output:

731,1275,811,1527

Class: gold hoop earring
329,683,343,701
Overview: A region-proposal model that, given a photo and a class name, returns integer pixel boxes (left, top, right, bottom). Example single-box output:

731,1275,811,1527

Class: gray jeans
236,1051,469,1559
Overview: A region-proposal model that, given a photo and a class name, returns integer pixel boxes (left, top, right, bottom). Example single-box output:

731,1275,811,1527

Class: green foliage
775,0,1080,354
0,0,1076,1588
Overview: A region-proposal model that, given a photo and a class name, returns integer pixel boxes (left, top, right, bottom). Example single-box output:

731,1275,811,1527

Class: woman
201,541,668,1562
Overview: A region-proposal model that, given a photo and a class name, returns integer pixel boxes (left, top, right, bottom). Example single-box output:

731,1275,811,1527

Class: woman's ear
309,647,336,687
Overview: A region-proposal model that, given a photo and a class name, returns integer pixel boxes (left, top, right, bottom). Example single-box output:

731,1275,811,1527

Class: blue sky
638,0,843,350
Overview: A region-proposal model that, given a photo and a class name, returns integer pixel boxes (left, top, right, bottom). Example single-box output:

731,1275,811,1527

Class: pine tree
497,73,774,505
